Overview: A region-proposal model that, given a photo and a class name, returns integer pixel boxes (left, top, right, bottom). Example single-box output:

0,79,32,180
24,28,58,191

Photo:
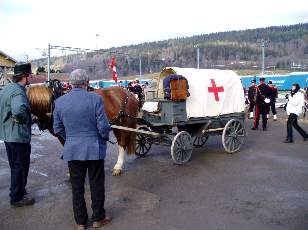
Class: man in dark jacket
53,69,111,230
252,77,272,131
0,63,35,207
247,79,257,119
268,80,278,121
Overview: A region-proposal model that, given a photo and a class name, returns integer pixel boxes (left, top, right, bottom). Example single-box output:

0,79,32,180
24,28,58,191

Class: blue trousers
4,142,31,203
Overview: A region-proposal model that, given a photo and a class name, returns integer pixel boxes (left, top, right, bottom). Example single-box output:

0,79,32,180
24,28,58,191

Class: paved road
0,108,308,230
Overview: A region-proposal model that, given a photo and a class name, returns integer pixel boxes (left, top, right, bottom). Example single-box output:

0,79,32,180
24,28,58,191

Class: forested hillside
33,23,308,79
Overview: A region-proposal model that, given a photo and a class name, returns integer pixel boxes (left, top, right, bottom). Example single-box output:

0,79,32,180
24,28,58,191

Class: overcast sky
0,0,307,61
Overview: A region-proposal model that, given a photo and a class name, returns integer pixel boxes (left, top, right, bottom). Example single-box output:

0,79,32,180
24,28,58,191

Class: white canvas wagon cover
159,67,245,118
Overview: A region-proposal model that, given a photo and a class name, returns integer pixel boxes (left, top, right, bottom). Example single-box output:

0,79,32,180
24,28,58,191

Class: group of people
247,78,278,126
246,77,308,142
247,77,277,131
0,64,111,230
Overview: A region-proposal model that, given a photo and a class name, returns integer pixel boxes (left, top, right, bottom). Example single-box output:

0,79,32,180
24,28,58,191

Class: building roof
0,50,17,63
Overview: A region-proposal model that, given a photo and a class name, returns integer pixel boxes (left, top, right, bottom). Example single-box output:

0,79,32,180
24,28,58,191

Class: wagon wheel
193,136,209,148
171,131,193,164
135,126,152,157
222,119,246,153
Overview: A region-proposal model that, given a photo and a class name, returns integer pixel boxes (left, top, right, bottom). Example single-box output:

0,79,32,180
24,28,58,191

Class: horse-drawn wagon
125,67,247,164
28,67,246,175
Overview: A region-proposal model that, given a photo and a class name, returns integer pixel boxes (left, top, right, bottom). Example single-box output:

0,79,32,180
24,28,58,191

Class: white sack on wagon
158,67,245,118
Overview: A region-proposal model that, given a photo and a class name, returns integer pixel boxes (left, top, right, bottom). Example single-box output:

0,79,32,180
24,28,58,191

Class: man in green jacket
0,63,34,207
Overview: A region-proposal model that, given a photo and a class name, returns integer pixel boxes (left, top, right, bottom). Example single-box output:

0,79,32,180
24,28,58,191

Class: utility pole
46,44,95,82
261,39,265,75
197,46,200,69
139,55,142,78
47,43,50,82
147,49,150,73
194,45,200,69
95,34,100,50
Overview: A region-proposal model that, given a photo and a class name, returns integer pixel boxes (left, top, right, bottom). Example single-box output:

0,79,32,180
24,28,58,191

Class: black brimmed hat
14,63,31,76
259,77,266,81
251,79,256,83
268,80,273,84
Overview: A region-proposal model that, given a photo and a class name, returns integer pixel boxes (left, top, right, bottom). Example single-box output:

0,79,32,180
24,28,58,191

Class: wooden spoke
171,131,193,164
135,126,152,157
222,119,246,153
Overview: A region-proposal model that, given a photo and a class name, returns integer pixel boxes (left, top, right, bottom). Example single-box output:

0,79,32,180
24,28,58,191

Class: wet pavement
1,108,308,230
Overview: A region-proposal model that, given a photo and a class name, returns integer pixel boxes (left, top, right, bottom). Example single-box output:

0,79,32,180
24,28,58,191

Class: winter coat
0,83,31,143
286,91,305,116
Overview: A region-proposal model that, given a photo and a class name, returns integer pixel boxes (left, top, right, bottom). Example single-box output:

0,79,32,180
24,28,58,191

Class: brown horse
27,86,139,176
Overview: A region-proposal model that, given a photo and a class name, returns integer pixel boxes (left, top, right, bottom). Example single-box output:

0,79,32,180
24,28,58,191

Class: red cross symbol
208,79,224,101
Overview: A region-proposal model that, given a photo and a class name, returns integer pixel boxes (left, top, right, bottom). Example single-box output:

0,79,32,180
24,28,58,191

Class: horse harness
109,89,136,125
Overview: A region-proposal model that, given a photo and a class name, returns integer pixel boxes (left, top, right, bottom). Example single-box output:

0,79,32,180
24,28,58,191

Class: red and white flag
110,56,118,83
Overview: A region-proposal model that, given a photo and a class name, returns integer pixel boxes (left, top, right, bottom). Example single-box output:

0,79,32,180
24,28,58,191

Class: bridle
109,89,137,125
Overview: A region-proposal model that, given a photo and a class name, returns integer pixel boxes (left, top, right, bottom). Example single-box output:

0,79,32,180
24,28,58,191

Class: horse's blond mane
27,86,53,117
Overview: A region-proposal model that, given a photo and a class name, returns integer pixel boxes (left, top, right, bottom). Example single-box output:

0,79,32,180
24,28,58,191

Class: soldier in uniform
251,77,272,131
268,80,278,121
0,63,35,207
247,79,257,119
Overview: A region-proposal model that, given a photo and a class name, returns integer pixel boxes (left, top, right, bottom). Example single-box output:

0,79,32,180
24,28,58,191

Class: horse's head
27,86,54,130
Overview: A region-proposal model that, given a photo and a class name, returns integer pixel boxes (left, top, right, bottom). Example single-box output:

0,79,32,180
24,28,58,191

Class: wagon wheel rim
222,119,246,153
193,136,209,148
171,131,193,164
135,127,152,157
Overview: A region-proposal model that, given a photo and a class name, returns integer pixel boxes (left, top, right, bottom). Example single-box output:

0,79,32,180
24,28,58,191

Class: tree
36,66,46,74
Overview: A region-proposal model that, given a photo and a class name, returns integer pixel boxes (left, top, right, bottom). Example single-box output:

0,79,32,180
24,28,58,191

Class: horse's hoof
112,169,122,176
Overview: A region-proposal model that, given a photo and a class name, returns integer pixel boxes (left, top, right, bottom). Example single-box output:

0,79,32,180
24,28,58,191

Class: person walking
53,69,112,230
0,63,35,207
284,83,308,143
251,77,272,131
247,79,257,119
268,80,278,121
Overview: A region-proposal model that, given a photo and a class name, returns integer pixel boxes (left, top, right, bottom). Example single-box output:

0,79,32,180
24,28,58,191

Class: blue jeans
4,142,31,203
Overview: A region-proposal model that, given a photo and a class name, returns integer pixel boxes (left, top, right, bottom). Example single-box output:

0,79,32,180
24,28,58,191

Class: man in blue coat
53,69,111,230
